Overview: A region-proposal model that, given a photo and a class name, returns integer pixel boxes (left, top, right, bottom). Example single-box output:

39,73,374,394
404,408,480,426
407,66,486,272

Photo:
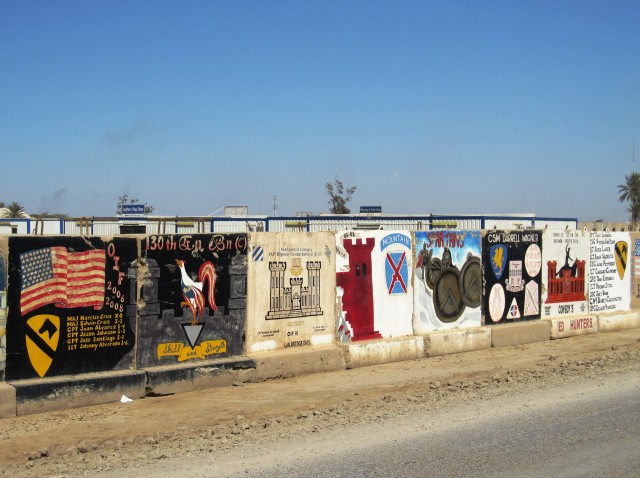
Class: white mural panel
247,232,336,353
588,231,631,313
413,230,482,332
541,229,590,318
336,230,413,341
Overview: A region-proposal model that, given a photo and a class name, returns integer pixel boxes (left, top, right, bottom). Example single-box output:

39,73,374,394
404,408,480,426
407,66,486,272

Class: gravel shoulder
1,328,639,477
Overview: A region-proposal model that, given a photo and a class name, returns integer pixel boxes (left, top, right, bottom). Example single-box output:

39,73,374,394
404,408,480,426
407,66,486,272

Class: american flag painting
20,246,106,316
635,240,640,279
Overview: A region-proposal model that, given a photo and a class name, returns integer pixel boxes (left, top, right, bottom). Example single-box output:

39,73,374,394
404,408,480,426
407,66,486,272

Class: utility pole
272,195,278,217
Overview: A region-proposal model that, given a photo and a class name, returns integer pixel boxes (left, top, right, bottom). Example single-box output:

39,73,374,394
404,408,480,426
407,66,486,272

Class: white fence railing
0,214,581,235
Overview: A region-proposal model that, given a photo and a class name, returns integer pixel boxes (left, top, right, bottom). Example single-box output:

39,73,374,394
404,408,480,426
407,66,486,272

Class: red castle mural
336,237,382,341
546,259,586,303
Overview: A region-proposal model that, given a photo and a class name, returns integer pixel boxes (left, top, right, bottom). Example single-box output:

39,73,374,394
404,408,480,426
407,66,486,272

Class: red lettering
193,239,204,254
235,235,247,252
147,235,178,251
147,236,158,251
209,235,229,252
179,236,194,251
425,231,465,249
568,318,593,331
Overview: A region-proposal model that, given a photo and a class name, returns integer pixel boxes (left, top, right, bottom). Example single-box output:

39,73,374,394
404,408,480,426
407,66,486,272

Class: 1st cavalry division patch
25,314,60,377
615,241,628,280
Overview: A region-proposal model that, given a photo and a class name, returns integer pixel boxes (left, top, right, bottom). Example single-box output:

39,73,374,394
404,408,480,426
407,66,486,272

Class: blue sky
1,1,639,220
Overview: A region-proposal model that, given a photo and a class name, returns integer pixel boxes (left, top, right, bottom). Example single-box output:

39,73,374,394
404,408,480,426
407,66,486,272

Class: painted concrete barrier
547,316,598,339
10,370,146,416
2,230,640,417
342,336,424,369
248,346,346,381
3,317,640,417
425,327,491,356
490,321,551,348
597,311,640,332
247,232,337,355
144,356,255,396
0,383,16,418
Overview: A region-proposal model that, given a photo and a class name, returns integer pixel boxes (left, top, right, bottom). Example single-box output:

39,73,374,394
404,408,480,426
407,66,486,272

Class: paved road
135,369,640,478
5,329,638,477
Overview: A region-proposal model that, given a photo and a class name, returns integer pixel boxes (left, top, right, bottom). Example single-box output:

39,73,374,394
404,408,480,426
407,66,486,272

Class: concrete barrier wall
491,321,551,348
425,327,492,356
541,229,590,319
482,230,543,324
588,231,630,313
630,233,640,309
246,232,336,353
343,336,425,369
0,236,7,381
413,230,482,332
597,310,640,331
4,235,138,380
1,230,640,417
547,316,598,339
137,234,247,370
336,230,414,341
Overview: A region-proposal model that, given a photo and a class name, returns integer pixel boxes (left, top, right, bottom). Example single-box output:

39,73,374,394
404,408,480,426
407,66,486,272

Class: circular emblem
524,244,542,277
433,267,465,323
459,256,482,308
488,283,506,323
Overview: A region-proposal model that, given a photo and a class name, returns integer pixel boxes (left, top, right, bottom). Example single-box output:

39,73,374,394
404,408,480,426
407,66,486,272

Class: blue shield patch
490,244,507,279
385,252,408,294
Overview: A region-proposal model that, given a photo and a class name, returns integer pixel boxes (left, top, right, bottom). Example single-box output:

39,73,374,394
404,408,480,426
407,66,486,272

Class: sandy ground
1,328,639,477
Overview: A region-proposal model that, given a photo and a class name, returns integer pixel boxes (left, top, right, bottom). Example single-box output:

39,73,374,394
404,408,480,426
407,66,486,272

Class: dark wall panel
482,230,543,324
1,241,7,380
137,234,247,367
5,236,137,380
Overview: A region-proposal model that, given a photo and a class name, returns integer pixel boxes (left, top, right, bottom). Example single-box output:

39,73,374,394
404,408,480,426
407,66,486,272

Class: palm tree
0,201,28,218
618,172,640,230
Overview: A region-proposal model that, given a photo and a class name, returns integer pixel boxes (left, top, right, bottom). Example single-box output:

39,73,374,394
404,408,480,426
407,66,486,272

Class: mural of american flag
634,240,640,278
20,246,105,316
